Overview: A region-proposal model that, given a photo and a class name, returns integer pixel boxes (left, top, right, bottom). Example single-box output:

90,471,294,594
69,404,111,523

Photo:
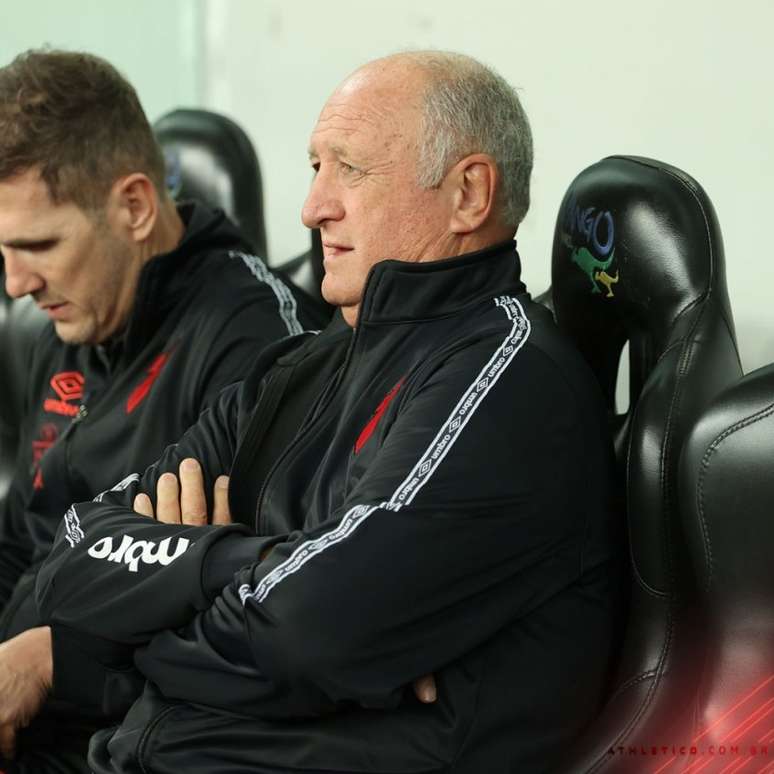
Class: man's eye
26,240,57,252
340,162,359,175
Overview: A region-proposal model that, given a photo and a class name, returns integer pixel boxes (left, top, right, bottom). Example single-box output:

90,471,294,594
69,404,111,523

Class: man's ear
110,173,158,242
447,154,499,234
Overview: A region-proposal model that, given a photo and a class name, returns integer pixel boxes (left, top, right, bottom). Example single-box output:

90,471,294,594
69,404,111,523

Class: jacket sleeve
193,300,298,411
35,334,318,714
131,334,601,719
35,379,279,643
191,252,325,414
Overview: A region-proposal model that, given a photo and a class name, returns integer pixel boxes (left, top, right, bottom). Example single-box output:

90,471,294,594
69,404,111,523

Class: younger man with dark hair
0,49,320,770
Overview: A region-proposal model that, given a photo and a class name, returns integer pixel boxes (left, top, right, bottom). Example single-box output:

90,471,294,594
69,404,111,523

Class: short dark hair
0,49,167,210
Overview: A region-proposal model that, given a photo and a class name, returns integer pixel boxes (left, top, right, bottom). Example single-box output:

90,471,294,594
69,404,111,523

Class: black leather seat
153,108,269,259
154,108,332,319
549,156,743,772
679,366,774,757
0,276,47,499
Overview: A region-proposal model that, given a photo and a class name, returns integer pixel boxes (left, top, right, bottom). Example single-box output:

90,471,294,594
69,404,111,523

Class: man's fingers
412,674,437,703
212,476,232,525
179,458,207,526
133,492,154,518
155,472,181,523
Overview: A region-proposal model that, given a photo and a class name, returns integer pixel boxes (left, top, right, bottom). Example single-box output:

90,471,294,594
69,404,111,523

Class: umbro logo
43,371,84,417
87,534,191,573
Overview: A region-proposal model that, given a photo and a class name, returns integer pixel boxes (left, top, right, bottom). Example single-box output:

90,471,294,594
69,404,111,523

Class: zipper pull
73,404,88,423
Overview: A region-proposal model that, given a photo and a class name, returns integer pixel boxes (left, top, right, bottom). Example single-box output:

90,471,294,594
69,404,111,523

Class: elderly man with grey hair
7,51,619,772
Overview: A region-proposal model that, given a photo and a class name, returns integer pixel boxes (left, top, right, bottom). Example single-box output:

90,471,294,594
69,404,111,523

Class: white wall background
0,0,202,128
201,0,774,372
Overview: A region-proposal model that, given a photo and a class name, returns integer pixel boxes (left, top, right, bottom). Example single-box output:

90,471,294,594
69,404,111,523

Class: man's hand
133,458,231,525
0,626,53,760
133,461,435,704
132,461,434,706
413,674,437,703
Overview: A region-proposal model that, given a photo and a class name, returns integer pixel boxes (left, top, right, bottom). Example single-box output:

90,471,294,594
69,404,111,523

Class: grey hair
403,51,533,229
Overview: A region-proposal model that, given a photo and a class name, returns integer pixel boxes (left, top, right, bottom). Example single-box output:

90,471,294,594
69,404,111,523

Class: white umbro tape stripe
238,296,531,606
232,252,304,336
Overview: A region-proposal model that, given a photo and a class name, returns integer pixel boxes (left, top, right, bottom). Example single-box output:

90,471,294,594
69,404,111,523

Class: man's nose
3,251,45,299
301,174,345,229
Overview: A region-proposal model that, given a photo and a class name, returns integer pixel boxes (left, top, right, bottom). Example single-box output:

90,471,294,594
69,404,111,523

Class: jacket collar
357,240,525,325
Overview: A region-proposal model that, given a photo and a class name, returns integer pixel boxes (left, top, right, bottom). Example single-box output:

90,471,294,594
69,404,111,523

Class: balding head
350,51,533,229
302,51,531,326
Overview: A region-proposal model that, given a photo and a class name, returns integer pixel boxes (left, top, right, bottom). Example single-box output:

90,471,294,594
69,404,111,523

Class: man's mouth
40,301,69,320
322,243,353,258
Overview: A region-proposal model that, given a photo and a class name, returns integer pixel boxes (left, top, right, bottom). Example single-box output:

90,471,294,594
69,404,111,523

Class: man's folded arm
33,333,319,713
133,338,592,719
35,379,265,643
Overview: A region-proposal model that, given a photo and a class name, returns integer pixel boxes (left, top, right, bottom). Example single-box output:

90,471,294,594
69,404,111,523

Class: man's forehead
307,118,409,165
0,171,78,243
307,142,353,160
307,107,381,156
0,166,52,201
309,87,421,157
315,92,392,132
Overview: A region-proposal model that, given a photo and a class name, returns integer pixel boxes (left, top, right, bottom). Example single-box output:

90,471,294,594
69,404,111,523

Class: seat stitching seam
696,401,774,591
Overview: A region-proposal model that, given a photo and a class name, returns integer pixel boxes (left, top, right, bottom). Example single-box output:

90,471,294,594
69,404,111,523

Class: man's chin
320,277,359,307
53,319,93,346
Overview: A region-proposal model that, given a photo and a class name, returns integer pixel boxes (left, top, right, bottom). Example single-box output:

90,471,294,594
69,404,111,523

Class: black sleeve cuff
51,624,142,717
201,532,285,600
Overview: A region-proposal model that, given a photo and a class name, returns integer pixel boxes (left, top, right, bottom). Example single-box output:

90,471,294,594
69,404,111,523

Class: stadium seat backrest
551,156,743,772
153,108,268,259
679,366,774,761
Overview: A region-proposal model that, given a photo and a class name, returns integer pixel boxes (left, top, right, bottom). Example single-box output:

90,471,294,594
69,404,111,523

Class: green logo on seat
562,198,618,298
570,246,618,297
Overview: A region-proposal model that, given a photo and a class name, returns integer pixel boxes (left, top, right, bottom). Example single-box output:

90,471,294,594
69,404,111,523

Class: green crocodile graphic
570,246,615,294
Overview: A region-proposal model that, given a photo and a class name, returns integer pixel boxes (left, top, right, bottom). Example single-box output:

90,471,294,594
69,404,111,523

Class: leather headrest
551,155,733,410
153,108,268,258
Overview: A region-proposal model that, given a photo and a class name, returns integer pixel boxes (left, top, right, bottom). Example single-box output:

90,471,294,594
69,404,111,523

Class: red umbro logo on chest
43,371,85,417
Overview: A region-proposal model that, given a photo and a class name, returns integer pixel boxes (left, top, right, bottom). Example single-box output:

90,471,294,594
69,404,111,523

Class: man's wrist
26,626,53,688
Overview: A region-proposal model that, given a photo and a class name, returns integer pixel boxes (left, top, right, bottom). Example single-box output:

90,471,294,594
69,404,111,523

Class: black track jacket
38,241,619,773
0,202,321,642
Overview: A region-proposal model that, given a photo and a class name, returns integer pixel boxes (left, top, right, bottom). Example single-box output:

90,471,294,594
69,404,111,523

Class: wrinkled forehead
309,64,426,154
